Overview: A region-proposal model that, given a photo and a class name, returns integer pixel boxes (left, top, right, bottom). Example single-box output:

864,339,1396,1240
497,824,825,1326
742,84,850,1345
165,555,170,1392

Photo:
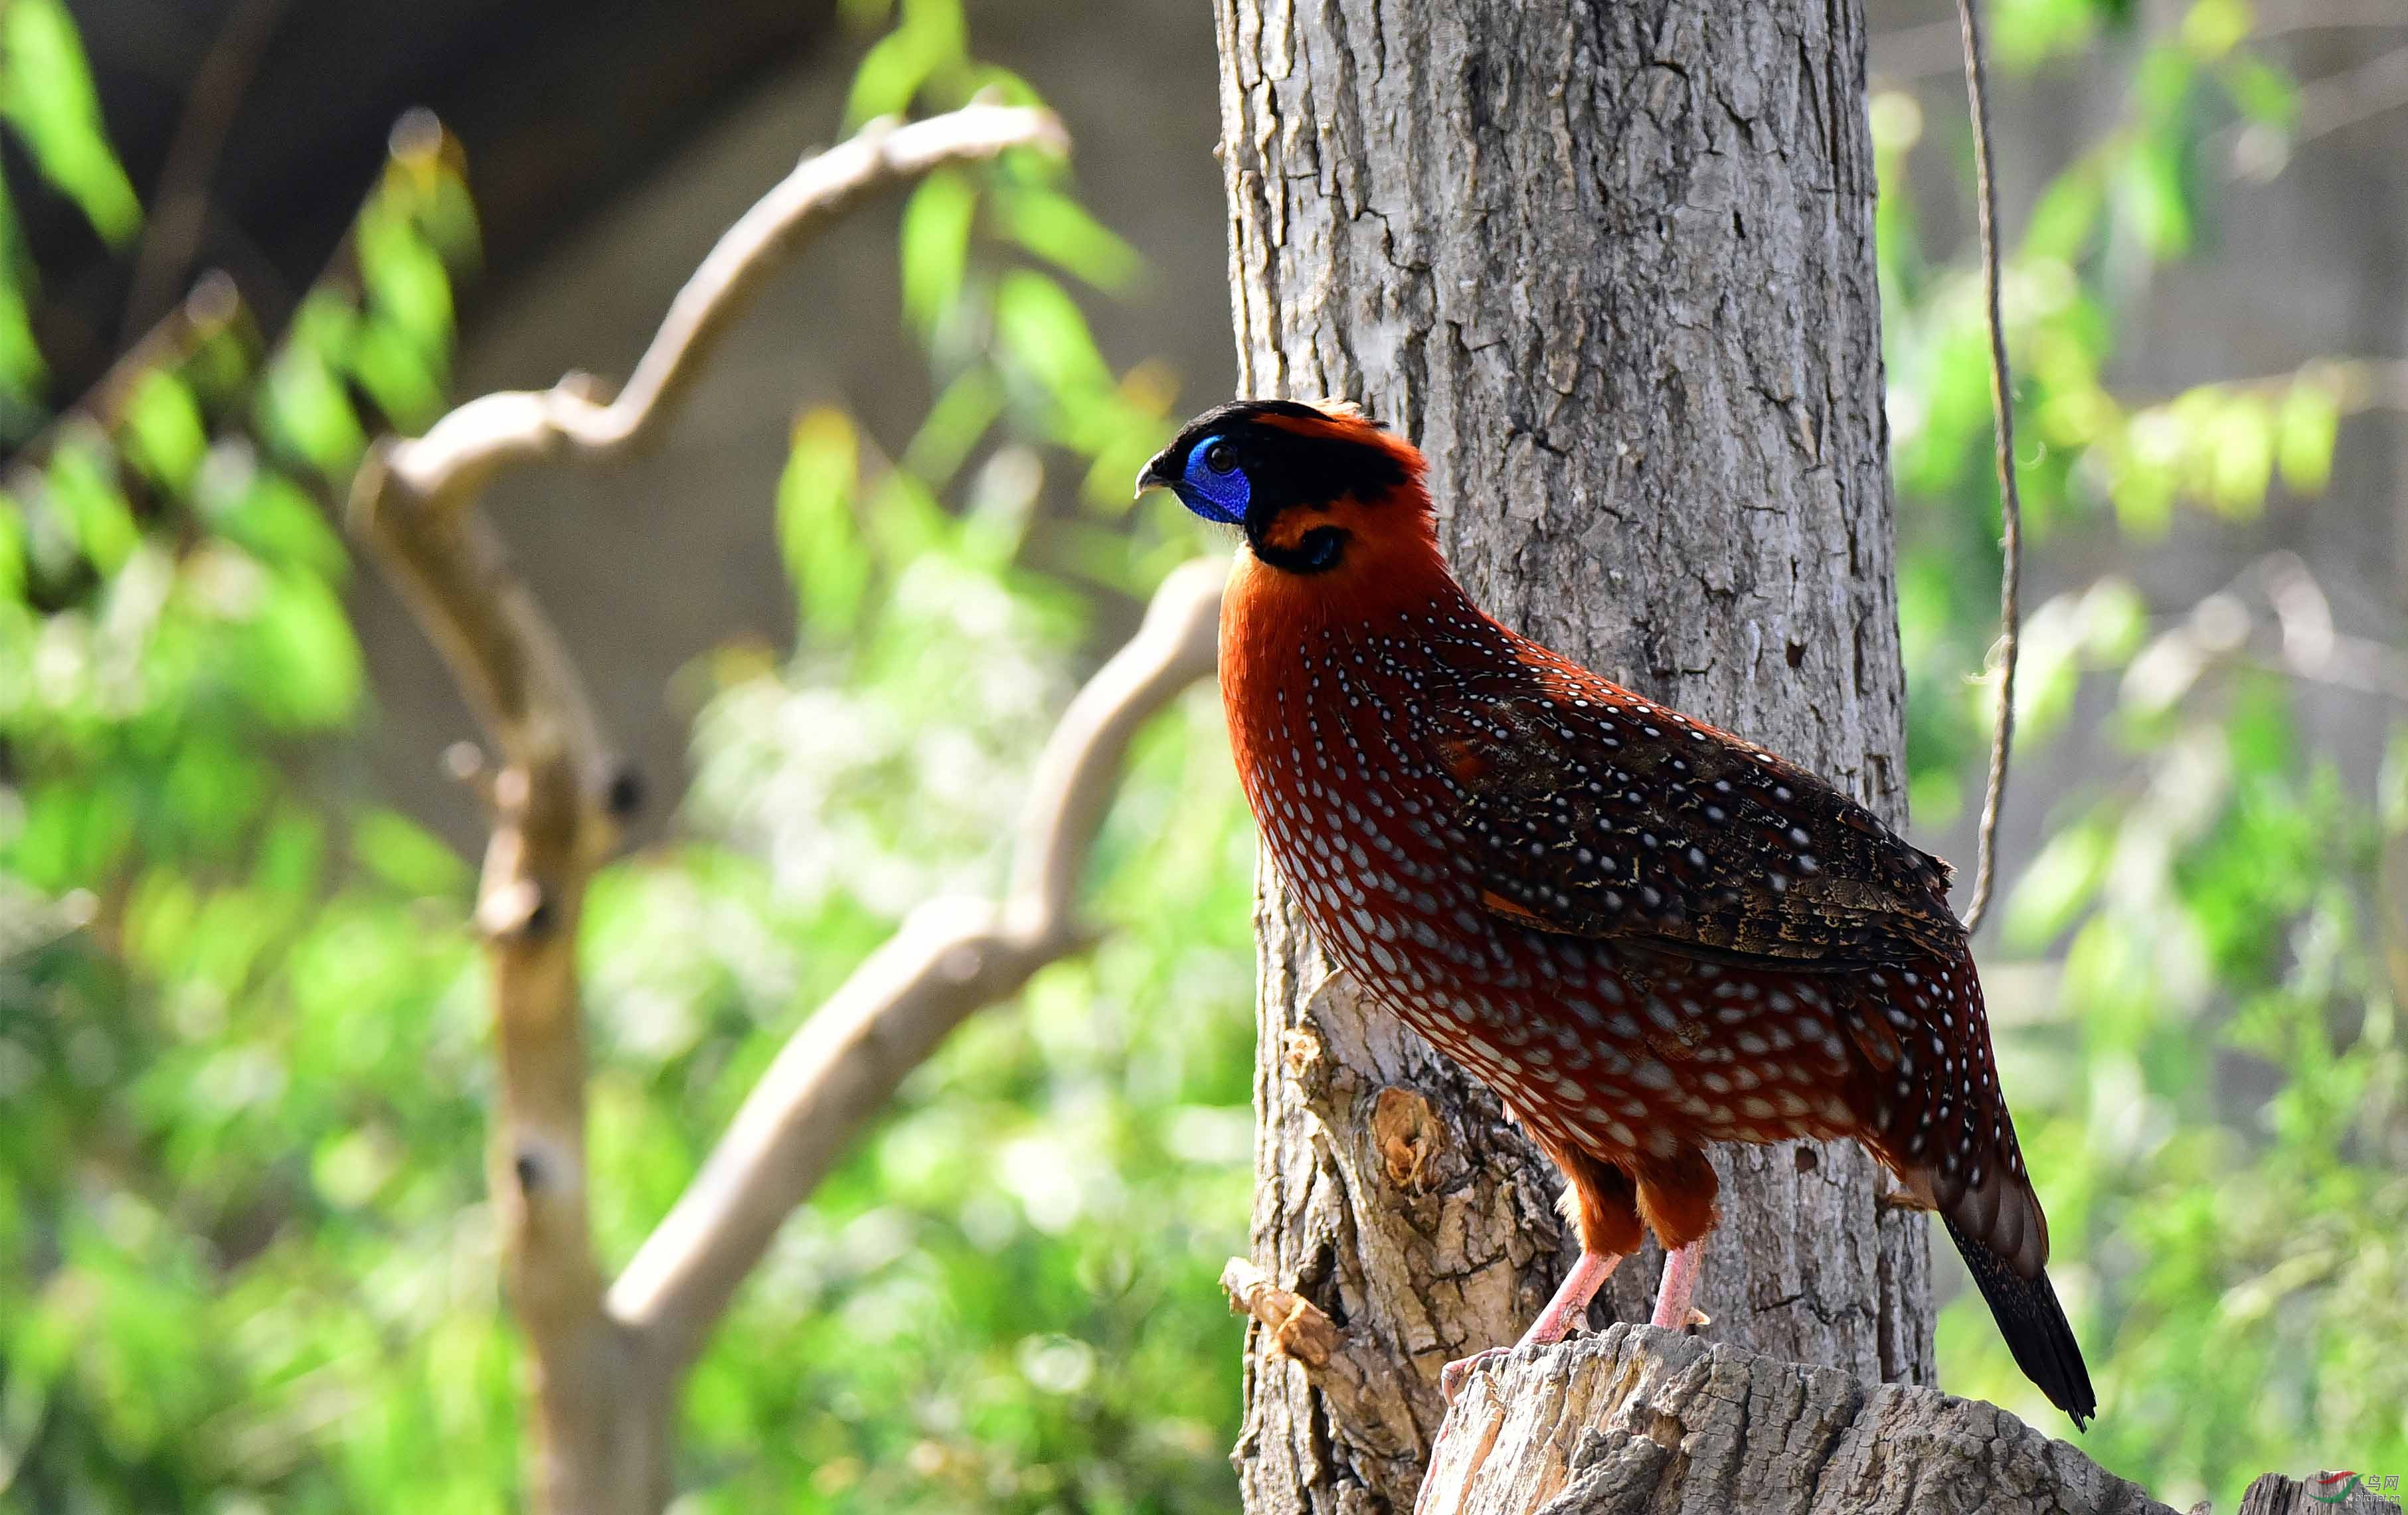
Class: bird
1135,397,2096,1427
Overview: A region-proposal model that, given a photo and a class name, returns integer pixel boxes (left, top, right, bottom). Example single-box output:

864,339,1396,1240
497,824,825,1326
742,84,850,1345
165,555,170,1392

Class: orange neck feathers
1218,426,1478,779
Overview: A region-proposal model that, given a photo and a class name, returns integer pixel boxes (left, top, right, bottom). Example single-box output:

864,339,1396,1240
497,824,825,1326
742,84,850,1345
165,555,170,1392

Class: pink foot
1440,1345,1510,1401
1649,1241,1704,1330
1441,1249,1622,1401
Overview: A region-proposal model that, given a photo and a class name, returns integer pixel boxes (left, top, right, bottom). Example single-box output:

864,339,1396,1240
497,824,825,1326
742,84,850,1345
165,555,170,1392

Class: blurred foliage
0,1,1241,1510
1876,0,2408,1501
1,0,2403,1510
0,0,141,432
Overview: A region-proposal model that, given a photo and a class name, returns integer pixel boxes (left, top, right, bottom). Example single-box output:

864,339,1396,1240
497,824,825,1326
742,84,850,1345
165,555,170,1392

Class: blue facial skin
1178,436,1250,524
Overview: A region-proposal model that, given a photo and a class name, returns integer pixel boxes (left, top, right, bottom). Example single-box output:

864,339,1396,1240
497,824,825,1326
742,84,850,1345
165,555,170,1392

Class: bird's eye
1204,441,1237,474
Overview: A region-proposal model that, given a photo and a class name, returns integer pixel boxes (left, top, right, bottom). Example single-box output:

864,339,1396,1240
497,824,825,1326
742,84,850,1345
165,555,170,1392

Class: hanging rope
1954,0,2023,936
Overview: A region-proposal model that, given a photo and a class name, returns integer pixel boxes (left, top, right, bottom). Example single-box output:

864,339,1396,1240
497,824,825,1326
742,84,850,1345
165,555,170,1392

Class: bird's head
1135,399,1432,576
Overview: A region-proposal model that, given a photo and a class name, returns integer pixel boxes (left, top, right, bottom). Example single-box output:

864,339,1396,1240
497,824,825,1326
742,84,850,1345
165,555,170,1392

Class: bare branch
374,103,1067,520
610,560,1225,1376
2125,552,2408,710
120,0,295,337
342,100,1071,1515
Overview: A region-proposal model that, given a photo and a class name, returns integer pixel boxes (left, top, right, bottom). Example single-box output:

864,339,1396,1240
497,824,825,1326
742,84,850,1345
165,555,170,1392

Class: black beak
1133,447,1180,501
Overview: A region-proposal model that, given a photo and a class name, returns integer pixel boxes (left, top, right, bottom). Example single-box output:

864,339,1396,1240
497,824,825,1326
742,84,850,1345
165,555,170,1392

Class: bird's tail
1943,1215,2097,1429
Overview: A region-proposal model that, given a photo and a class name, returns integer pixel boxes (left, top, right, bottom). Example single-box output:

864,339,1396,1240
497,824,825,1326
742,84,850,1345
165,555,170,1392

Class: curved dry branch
371,102,1066,520
610,558,1225,1376
343,99,1076,1515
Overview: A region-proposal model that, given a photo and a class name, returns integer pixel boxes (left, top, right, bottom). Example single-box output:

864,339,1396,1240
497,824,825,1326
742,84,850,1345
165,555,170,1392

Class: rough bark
1213,3,1932,1511
1421,1326,2166,1515
2237,1473,2403,1515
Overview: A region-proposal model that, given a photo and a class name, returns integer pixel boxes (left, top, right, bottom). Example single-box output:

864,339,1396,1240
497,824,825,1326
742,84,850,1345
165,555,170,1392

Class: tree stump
1420,1325,2165,1515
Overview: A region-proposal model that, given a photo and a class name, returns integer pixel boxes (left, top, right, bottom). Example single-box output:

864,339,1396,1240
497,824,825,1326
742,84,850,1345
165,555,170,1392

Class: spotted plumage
1138,398,2095,1426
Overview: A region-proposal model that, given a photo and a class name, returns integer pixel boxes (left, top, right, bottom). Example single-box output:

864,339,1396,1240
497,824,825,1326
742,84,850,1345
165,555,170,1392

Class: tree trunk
1212,3,1932,1510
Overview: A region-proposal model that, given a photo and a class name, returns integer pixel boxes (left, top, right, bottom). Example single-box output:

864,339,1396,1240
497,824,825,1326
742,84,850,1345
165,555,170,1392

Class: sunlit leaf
2022,164,2105,262
357,198,456,353
2217,53,2296,129
863,467,951,567
777,406,869,639
994,269,1112,400
0,0,141,243
994,185,1144,293
2178,0,2247,58
44,436,137,574
236,568,363,728
204,461,347,583
352,809,471,899
2204,392,2273,515
256,300,368,481
0,489,25,602
0,179,43,406
847,22,948,126
345,319,446,430
2274,376,2340,497
900,170,978,334
901,365,1003,487
2116,134,2192,260
121,370,208,497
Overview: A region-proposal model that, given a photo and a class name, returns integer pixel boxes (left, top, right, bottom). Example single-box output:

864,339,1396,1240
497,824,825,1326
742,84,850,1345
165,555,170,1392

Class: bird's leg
1648,1241,1704,1330
1440,1249,1621,1401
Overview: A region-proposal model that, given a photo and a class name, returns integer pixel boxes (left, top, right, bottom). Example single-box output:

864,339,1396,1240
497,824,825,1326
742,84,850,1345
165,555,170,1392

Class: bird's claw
1439,1346,1511,1401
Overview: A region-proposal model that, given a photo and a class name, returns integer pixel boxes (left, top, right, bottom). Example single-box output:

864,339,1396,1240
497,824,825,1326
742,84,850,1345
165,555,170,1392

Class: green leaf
121,369,209,497
2275,376,2340,497
994,185,1143,293
357,197,456,353
993,269,1112,400
0,179,43,404
2116,134,2193,260
847,26,942,127
352,809,471,898
2218,54,2297,129
900,170,977,334
236,568,363,728
0,489,25,602
256,299,367,481
0,0,141,244
776,407,869,639
2005,820,2110,949
845,0,969,124
345,319,445,430
1992,0,2102,66
863,467,950,567
2204,393,2274,515
2178,0,2248,58
205,464,349,583
45,436,137,574
900,365,1003,487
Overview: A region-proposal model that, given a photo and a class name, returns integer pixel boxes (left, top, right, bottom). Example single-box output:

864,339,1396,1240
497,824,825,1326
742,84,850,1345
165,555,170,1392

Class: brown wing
1432,673,1962,968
